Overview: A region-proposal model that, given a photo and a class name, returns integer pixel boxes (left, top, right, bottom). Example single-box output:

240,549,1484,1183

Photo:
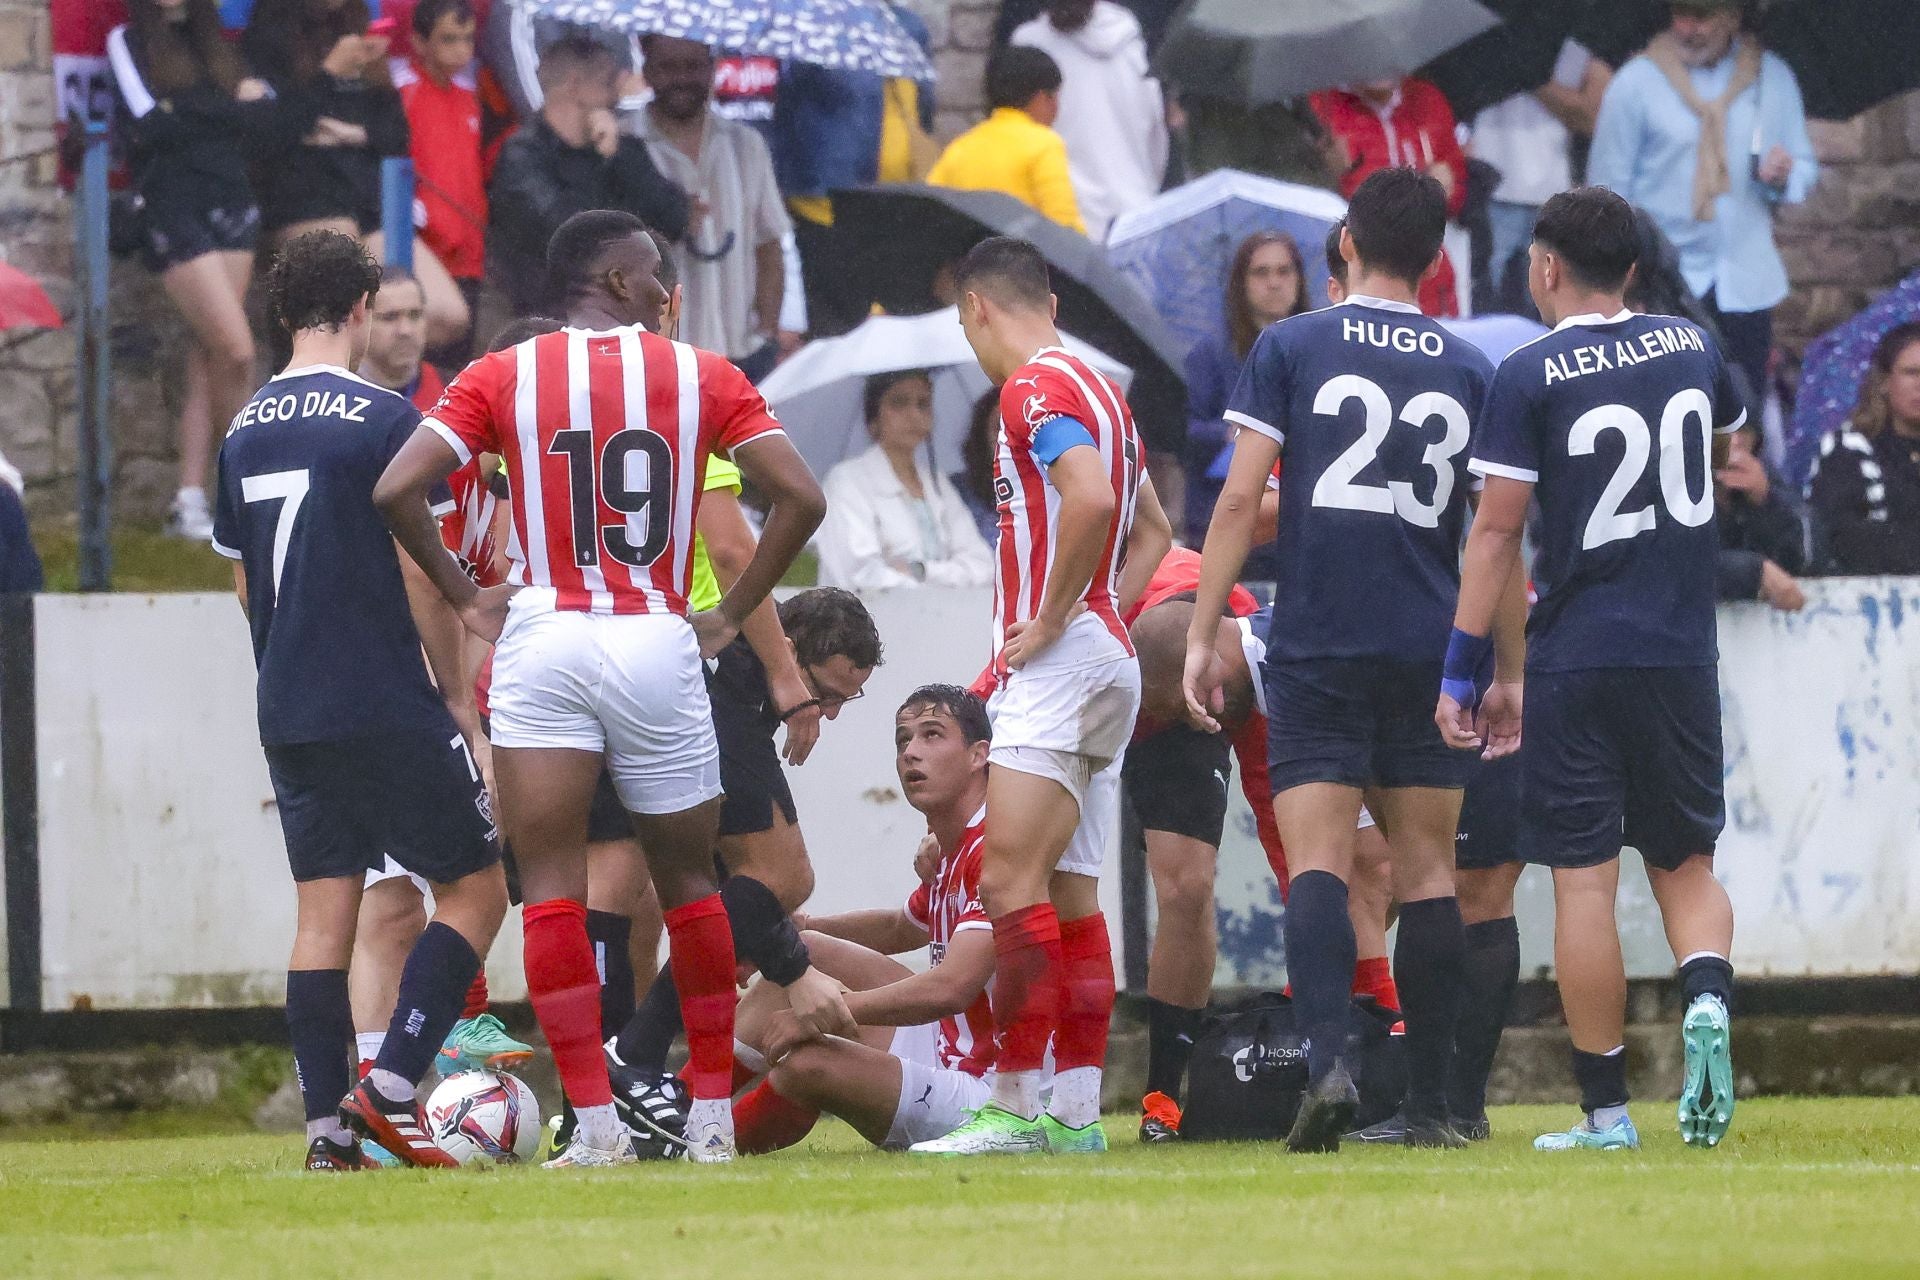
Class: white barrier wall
1,578,1915,1009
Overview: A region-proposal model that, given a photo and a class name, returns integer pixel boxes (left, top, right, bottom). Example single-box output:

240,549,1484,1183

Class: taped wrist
721,875,811,987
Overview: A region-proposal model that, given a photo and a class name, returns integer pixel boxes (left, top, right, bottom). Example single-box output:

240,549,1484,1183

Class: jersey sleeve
1710,344,1749,434
1224,326,1290,445
1467,359,1543,484
420,351,511,468
210,442,242,561
998,363,1084,455
905,882,932,928
700,351,787,456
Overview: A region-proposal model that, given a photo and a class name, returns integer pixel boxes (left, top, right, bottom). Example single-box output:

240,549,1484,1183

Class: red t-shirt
394,56,487,280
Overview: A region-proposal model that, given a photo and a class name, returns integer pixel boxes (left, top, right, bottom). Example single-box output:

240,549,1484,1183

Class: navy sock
1283,870,1355,1084
1145,998,1204,1101
1448,915,1520,1121
1679,953,1734,1011
615,967,681,1078
1394,896,1467,1120
587,910,635,1041
373,922,482,1091
1571,1046,1629,1113
285,968,353,1124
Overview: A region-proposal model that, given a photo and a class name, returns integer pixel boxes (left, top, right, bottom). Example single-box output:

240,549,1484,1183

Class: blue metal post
381,157,415,272
75,118,112,592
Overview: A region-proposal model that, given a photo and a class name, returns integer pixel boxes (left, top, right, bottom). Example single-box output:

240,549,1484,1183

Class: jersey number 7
241,468,310,595
548,427,673,568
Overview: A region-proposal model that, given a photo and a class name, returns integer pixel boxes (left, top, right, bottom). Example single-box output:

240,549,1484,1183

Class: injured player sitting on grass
728,685,1000,1152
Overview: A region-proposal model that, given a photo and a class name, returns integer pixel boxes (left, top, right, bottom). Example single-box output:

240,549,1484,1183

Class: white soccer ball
425,1070,542,1165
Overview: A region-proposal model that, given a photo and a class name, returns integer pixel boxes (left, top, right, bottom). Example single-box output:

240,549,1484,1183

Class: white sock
1591,1103,1630,1129
733,1038,769,1078
688,1096,733,1138
367,1067,413,1104
1048,1067,1102,1129
990,1069,1043,1121
305,1118,353,1145
176,486,207,506
355,1032,385,1066
576,1102,622,1150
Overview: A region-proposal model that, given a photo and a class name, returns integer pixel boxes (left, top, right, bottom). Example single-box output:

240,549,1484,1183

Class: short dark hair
547,209,649,303
778,587,884,670
896,683,991,746
487,315,562,352
1324,220,1348,289
986,45,1061,110
649,229,678,292
411,0,473,39
266,230,381,334
952,236,1052,312
1533,187,1640,292
863,370,932,426
537,33,617,92
1345,167,1447,289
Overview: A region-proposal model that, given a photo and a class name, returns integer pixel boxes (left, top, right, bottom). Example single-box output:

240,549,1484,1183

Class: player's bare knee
769,1049,834,1104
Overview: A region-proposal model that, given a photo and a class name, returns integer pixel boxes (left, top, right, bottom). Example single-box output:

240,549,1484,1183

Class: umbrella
757,306,1134,482
1785,268,1920,488
829,184,1189,451
1106,168,1347,363
1155,0,1499,107
0,262,62,331
514,0,933,77
1419,0,1586,122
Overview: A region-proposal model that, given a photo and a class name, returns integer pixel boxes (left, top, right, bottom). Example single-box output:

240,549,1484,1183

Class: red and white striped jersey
422,327,785,614
438,457,505,589
903,809,995,1077
991,347,1143,675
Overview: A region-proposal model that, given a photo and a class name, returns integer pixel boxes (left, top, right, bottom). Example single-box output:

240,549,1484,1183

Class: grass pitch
5,1098,1918,1279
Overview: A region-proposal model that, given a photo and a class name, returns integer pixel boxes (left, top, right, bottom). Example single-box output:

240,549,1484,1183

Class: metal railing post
75,117,112,591
381,157,415,272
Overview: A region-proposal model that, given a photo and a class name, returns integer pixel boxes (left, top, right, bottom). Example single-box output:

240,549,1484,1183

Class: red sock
461,971,489,1020
732,1079,820,1154
1056,913,1115,1072
1353,955,1400,1012
522,898,613,1108
991,903,1064,1075
665,894,737,1101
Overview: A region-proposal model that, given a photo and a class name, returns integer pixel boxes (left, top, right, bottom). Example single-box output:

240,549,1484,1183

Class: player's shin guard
664,895,738,1102
1393,896,1467,1122
1052,913,1115,1129
286,969,354,1139
523,898,615,1109
586,909,635,1040
1449,916,1520,1122
734,1079,821,1154
372,922,482,1091
1282,871,1355,1085
988,903,1064,1119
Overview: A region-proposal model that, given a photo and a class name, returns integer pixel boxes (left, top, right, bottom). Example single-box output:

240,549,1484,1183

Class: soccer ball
425,1070,542,1165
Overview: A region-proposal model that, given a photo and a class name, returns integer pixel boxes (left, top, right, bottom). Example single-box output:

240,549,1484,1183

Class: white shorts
364,855,430,897
987,614,1141,767
488,591,721,815
884,1022,993,1149
1058,753,1122,878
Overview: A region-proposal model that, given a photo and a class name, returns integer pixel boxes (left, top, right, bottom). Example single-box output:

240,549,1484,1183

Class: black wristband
778,697,821,723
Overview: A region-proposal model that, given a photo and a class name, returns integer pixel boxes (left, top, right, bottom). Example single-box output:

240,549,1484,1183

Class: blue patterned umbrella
1107,169,1348,363
1786,269,1920,488
514,0,933,78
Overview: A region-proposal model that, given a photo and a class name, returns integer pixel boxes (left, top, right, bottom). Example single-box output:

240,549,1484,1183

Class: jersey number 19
548,427,673,568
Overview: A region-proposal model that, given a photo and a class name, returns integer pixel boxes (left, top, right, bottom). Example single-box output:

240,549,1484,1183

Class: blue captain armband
1032,415,1097,466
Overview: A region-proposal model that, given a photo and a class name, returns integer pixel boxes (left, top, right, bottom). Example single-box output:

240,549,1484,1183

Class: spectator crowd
26,0,1910,595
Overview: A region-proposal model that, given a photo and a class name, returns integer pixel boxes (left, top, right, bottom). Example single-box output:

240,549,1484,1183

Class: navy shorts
1124,724,1232,847
1519,666,1724,871
711,671,796,839
1264,657,1473,794
265,730,500,884
1455,750,1523,870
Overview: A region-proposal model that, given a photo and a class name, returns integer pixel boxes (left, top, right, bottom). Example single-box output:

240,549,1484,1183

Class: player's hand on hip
1002,613,1065,670
460,584,517,643
1435,688,1480,751
1181,640,1222,733
784,967,857,1041
1475,679,1524,761
691,608,740,658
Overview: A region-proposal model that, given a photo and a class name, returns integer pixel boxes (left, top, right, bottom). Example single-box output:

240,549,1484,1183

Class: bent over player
1446,187,1742,1152
375,209,826,1167
212,231,509,1171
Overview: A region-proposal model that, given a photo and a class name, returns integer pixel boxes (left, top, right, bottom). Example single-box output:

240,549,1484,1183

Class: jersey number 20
1309,375,1470,528
1570,389,1714,551
549,427,673,568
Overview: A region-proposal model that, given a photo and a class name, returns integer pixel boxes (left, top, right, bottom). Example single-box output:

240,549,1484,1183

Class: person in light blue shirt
1587,0,1816,416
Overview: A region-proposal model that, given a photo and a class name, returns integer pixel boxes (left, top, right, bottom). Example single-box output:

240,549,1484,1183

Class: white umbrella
760,307,1134,483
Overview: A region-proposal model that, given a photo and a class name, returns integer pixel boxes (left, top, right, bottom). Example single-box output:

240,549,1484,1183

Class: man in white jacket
1012,0,1168,240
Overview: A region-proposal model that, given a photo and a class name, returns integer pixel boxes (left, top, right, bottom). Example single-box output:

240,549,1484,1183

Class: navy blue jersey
1468,311,1746,672
212,366,455,745
1226,297,1494,663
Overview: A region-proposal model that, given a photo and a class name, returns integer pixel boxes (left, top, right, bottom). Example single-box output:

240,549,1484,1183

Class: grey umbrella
1157,0,1500,106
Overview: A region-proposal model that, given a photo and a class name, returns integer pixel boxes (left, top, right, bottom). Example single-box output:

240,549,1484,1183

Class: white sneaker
541,1133,638,1170
684,1098,736,1164
165,489,214,541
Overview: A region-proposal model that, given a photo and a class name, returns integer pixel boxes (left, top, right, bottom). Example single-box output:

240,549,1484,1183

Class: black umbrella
829,185,1191,451
1420,0,1587,121
1155,0,1499,107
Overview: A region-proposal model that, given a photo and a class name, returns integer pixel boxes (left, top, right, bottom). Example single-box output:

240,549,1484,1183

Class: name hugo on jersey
1544,323,1706,385
230,388,373,433
1341,315,1447,358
